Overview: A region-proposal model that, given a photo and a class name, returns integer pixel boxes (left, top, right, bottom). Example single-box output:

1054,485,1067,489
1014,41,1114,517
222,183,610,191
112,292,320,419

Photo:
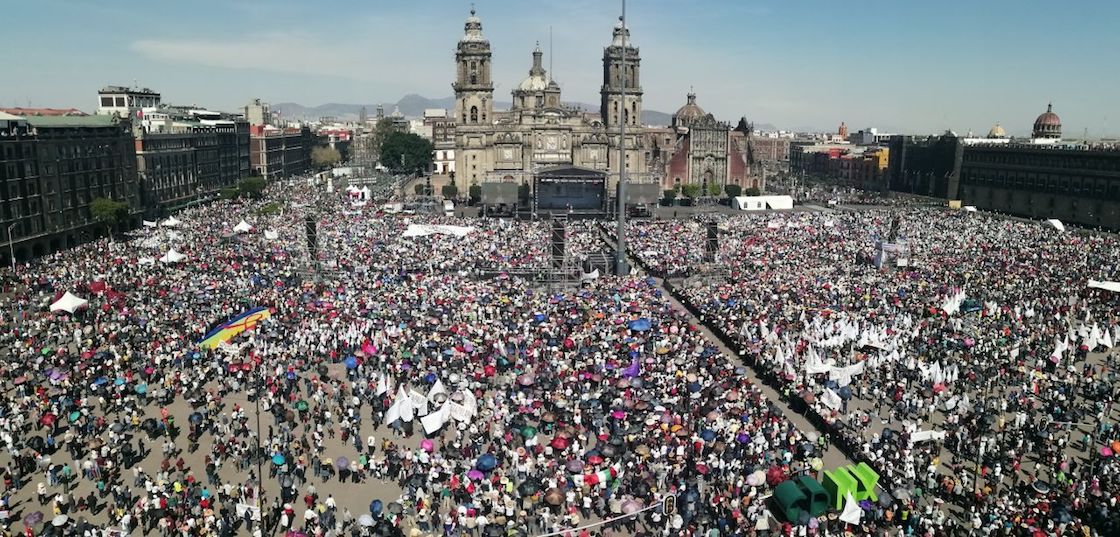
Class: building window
470,106,478,123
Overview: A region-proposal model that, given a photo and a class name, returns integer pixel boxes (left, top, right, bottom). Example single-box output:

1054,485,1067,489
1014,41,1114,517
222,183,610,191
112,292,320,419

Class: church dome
987,122,1006,138
674,92,705,124
1032,103,1061,138
516,44,549,91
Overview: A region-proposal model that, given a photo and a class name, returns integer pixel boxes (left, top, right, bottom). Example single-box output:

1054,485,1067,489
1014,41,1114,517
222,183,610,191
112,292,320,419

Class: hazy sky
3,0,1117,136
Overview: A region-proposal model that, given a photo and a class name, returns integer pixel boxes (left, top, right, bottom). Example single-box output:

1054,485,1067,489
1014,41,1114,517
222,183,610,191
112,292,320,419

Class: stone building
654,92,754,192
0,112,140,265
451,9,648,193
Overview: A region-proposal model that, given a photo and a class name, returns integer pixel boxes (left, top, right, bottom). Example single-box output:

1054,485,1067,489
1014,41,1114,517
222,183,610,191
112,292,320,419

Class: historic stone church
451,8,758,195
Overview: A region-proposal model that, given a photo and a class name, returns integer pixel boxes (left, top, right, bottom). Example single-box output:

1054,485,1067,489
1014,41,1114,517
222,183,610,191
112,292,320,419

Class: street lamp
6,223,16,271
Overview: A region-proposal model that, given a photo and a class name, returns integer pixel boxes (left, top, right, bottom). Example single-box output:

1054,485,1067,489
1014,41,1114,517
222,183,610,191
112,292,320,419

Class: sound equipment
305,215,318,253
705,221,718,262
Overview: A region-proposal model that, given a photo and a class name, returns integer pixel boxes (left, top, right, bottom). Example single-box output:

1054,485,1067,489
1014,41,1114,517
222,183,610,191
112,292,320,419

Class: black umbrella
518,480,540,497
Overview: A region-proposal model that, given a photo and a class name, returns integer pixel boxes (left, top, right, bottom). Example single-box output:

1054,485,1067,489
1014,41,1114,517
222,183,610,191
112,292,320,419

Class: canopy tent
264,230,279,241
1045,219,1066,232
142,220,158,228
159,249,187,264
49,292,88,314
401,224,475,238
160,216,182,228
1088,280,1120,293
233,220,253,234
137,257,156,265
962,206,978,212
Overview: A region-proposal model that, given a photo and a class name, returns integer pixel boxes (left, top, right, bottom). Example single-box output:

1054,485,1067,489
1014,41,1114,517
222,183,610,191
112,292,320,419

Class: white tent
731,195,794,211
401,224,474,238
50,292,88,314
137,257,156,265
962,206,978,212
160,216,182,228
1045,219,1066,232
361,186,371,200
159,249,187,264
1088,280,1120,293
233,220,253,234
264,230,279,241
142,220,158,228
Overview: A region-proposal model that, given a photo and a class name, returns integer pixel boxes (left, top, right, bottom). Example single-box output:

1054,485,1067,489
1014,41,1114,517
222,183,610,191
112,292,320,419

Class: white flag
428,380,448,403
839,492,862,525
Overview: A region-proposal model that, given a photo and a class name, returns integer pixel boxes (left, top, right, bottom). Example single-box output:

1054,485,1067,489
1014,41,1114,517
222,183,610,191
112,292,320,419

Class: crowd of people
0,180,886,537
625,208,1120,535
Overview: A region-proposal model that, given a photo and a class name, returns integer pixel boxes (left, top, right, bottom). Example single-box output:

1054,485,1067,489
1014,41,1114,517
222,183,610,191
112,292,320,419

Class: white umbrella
159,249,187,264
233,220,253,234
358,514,375,527
52,514,69,527
160,216,181,228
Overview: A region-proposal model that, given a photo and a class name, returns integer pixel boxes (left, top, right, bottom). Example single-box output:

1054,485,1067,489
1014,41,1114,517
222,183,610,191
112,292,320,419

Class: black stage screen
536,178,606,210
481,182,519,205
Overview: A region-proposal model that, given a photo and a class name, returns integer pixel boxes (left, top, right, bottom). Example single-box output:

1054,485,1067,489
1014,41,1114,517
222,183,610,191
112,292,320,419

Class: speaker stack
550,218,566,268
705,221,718,262
305,215,318,255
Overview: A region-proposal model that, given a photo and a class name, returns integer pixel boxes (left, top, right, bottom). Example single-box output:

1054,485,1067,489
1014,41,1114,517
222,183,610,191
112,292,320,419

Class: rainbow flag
198,307,272,349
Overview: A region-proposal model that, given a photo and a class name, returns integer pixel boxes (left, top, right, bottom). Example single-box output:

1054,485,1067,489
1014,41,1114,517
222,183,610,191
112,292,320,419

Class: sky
2,0,1117,137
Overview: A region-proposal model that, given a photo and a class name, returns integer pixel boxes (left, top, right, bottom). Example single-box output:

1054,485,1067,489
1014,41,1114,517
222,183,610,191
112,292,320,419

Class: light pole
614,0,629,276
6,223,16,272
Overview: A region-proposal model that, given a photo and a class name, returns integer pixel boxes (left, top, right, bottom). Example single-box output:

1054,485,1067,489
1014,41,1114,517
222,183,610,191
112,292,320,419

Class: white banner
910,430,947,443
409,390,429,417
820,388,842,411
401,224,475,238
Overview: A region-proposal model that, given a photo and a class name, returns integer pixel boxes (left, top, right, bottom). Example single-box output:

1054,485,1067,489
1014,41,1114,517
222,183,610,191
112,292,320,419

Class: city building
244,98,273,126
97,85,161,118
0,107,87,117
134,105,250,213
249,124,314,179
653,92,755,192
424,109,456,177
449,8,758,196
0,112,140,265
1032,103,1062,139
886,133,963,198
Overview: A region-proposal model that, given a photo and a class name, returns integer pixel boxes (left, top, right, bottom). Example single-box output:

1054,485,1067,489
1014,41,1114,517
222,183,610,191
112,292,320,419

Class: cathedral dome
516,44,550,91
1032,103,1061,138
987,122,1006,138
674,92,705,124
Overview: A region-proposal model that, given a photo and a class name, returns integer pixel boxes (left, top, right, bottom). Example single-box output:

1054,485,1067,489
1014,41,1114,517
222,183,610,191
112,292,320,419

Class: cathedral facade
450,9,758,196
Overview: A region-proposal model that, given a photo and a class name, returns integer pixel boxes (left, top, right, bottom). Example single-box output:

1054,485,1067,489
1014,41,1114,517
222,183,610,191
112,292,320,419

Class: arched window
631,102,637,124
624,109,629,125
470,106,478,123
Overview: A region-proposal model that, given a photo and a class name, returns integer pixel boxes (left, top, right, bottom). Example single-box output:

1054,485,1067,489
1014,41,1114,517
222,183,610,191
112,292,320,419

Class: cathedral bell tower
453,8,494,127
600,18,642,128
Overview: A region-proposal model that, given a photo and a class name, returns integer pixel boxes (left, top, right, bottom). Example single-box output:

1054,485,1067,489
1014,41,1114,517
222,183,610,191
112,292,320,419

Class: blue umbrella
627,318,652,331
699,430,717,442
113,378,126,386
189,412,203,424
344,356,358,370
93,377,109,386
476,454,498,472
271,454,286,466
838,386,853,400
369,499,383,515
286,371,296,380
533,313,547,323
135,383,148,395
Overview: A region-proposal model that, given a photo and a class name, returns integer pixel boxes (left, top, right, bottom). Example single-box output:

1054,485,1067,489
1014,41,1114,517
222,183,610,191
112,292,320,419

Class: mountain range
274,94,775,131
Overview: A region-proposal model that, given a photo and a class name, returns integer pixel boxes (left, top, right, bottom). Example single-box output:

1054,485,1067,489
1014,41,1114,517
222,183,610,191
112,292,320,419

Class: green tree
90,197,128,240
219,187,240,200
414,183,425,195
379,132,434,174
469,183,482,204
724,183,742,198
367,119,397,163
745,187,761,196
239,176,267,199
311,146,342,169
681,183,702,199
706,182,722,197
662,189,677,204
441,184,459,198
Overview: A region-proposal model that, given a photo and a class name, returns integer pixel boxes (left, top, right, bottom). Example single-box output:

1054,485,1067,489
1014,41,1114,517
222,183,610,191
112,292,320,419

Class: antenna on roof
549,25,553,83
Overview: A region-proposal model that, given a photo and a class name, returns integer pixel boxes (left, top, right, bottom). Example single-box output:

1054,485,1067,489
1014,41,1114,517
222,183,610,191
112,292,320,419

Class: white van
443,200,455,217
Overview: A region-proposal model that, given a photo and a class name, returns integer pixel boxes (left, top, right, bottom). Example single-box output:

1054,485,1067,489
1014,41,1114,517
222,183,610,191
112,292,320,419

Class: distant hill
275,94,682,127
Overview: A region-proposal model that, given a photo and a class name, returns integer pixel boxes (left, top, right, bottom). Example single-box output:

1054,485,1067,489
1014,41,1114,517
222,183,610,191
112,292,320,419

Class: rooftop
99,85,160,95
23,115,119,128
0,107,87,117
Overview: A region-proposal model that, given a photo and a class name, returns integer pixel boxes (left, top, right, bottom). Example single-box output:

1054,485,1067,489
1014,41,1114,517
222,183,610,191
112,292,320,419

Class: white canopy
50,292,88,314
962,206,978,212
401,224,474,238
142,220,158,228
233,220,253,233
159,249,187,264
731,195,794,211
264,230,279,241
1088,280,1120,293
1045,219,1066,232
137,257,156,265
160,216,182,228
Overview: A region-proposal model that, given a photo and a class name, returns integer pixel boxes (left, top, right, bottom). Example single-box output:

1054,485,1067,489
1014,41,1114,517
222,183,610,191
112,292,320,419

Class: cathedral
451,8,758,195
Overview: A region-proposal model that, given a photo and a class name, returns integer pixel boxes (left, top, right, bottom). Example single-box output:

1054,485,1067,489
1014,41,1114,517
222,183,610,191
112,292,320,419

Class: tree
469,183,482,204
706,182,722,197
90,197,128,240
441,184,459,198
367,119,397,163
379,132,434,174
414,183,425,195
219,187,240,200
662,189,677,204
724,183,742,198
311,146,342,169
681,184,702,199
239,176,267,199
745,187,761,196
